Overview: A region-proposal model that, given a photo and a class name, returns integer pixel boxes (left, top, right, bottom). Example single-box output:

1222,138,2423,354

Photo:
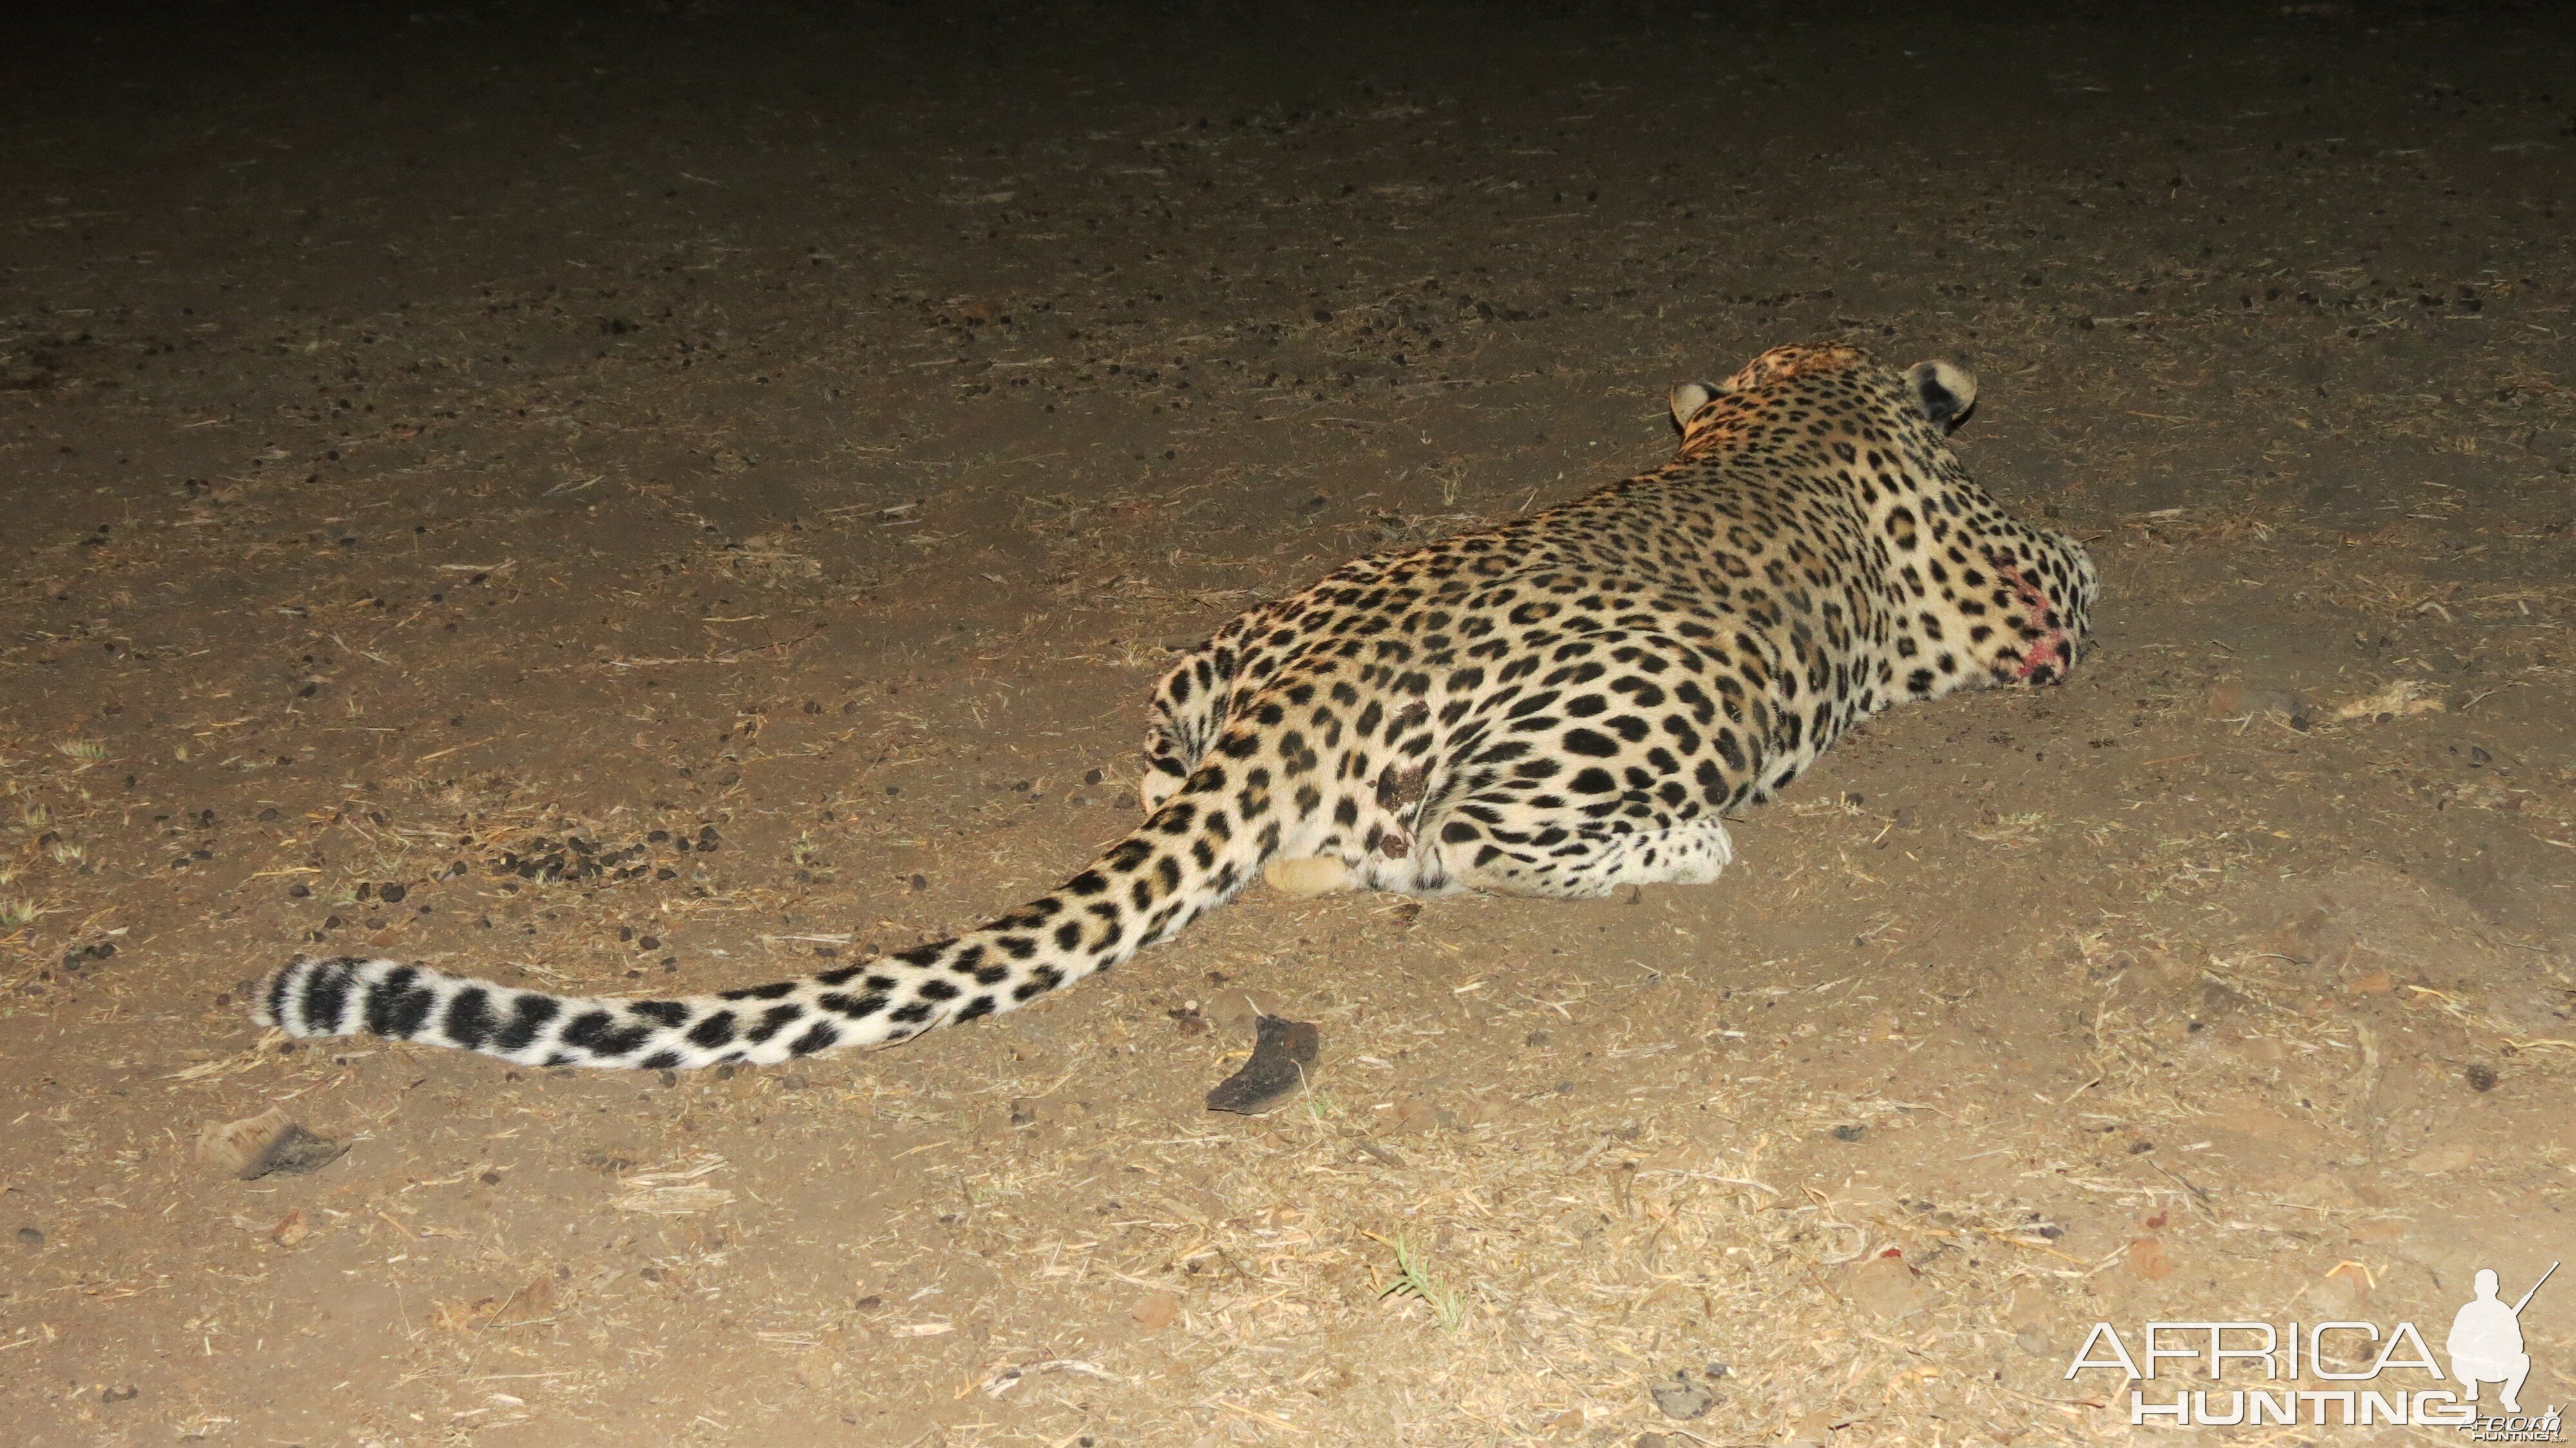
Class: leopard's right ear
1669,381,1718,433
1905,359,1979,432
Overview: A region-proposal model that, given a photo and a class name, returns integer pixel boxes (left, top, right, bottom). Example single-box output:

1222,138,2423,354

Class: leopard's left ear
1669,381,1718,432
1905,360,1979,432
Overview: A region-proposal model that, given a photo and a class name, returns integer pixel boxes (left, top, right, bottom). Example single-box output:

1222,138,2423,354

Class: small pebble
15,1226,42,1248
1130,1289,1182,1331
1781,1410,1841,1448
1648,1371,1715,1420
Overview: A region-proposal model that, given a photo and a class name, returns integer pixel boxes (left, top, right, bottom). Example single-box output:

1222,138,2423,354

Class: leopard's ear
1905,360,1979,432
1669,381,1718,432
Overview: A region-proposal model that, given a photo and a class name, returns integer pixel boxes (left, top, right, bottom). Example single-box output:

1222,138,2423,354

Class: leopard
256,342,2097,1071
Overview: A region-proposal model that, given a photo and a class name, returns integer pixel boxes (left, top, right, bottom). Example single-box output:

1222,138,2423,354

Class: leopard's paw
1263,855,1355,898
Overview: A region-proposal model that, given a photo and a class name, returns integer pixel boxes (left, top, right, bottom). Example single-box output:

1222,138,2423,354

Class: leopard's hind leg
1415,625,1750,900
1441,814,1736,900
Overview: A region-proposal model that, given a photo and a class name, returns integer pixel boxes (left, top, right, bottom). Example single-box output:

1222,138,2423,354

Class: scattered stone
272,1210,309,1247
2009,1283,2071,1350
2126,1235,2177,1281
2463,1062,2498,1092
2247,904,2355,969
1130,1290,1181,1331
194,1107,349,1180
1204,1015,1320,1115
793,1346,840,1388
14,1226,41,1248
1648,1370,1715,1420
100,1384,138,1404
1780,1409,1844,1447
1389,1098,1450,1134
1844,1250,1928,1318
2407,1140,2476,1175
2205,681,2311,729
1200,993,1259,1033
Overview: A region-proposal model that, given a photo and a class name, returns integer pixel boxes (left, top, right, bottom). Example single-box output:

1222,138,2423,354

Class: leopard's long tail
253,745,1289,1070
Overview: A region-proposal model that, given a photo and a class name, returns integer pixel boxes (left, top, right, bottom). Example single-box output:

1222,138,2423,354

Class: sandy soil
5,2,2574,1443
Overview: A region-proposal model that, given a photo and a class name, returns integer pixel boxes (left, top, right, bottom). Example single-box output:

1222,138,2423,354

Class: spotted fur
256,343,2096,1070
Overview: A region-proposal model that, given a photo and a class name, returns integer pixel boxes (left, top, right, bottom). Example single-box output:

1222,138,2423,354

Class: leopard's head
1862,355,2094,690
1667,344,2097,692
1969,514,2096,687
1667,343,1888,444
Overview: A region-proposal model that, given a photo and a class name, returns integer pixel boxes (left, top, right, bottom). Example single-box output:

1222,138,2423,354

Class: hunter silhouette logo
2065,1261,2562,1434
2452,1264,2553,1416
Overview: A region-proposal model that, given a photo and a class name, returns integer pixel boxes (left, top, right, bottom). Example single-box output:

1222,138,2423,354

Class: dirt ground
5,2,2574,1443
